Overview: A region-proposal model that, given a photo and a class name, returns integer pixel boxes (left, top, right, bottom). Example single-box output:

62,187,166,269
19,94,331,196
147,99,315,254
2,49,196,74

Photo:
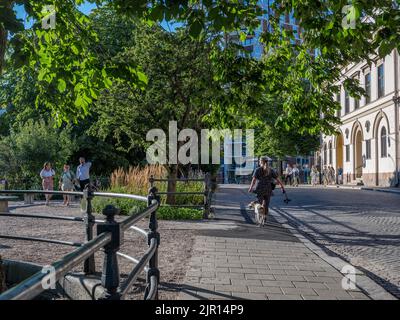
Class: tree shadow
272,206,400,299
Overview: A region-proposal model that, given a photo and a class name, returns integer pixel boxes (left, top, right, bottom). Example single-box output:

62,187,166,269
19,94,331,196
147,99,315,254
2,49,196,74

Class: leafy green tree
1,0,147,124
89,22,229,203
2,1,399,135
254,125,319,159
0,119,76,188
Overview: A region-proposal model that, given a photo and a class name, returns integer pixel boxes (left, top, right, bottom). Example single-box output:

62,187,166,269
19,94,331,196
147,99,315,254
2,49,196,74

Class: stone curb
223,183,400,195
283,185,400,195
267,207,397,300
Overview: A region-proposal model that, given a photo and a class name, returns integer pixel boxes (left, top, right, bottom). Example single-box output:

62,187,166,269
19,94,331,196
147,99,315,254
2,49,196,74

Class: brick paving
178,186,370,300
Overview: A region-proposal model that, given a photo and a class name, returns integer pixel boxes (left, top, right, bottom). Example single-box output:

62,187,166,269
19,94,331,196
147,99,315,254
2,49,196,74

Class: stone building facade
320,49,400,187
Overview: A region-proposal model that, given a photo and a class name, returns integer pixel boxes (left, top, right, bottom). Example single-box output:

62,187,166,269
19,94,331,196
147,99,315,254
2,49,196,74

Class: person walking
338,167,343,184
292,164,300,187
330,166,336,185
284,164,293,186
76,157,92,191
327,166,332,184
248,157,285,219
311,165,319,186
323,166,329,186
59,164,75,206
303,164,310,184
40,162,55,205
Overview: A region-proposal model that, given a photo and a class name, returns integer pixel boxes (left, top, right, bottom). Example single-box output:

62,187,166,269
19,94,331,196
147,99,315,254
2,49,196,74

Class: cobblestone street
270,187,400,298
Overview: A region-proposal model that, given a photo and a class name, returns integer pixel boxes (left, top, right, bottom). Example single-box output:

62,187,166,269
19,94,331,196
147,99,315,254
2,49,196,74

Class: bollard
144,187,160,300
97,205,123,300
83,185,96,274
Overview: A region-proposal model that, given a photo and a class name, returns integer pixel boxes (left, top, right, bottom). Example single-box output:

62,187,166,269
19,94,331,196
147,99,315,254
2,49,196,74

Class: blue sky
14,2,177,31
15,2,98,28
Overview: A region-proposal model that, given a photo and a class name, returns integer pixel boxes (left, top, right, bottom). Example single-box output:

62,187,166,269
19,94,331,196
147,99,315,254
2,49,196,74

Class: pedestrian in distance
284,164,293,186
40,162,55,205
303,164,310,184
311,165,319,186
59,164,75,206
330,166,336,185
76,157,92,191
323,166,329,187
292,164,300,187
338,167,343,185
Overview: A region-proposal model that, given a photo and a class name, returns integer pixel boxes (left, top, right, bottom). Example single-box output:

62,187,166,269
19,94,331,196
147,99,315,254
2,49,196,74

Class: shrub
92,166,206,219
92,189,203,220
0,119,76,189
91,187,147,215
157,206,203,220
108,165,205,206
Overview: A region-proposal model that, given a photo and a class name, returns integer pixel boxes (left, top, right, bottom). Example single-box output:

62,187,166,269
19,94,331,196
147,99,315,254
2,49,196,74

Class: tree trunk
166,164,178,205
0,255,7,293
0,0,11,75
0,25,7,75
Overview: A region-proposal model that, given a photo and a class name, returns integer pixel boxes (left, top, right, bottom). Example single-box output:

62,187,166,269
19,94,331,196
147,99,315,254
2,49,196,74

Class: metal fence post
145,187,160,300
97,205,123,300
149,175,155,188
203,173,211,219
83,185,96,274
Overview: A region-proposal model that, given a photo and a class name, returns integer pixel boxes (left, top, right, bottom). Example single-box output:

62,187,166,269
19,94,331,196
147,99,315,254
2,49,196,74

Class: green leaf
57,79,67,93
71,45,79,55
189,20,203,38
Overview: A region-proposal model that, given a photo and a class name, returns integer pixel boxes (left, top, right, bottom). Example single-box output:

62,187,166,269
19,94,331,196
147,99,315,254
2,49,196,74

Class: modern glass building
234,0,301,59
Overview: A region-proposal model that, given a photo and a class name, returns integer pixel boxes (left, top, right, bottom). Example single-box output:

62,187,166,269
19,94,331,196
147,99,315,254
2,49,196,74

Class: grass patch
92,188,203,220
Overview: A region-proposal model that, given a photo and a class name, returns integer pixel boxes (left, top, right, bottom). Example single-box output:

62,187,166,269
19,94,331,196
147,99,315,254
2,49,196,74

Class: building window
329,141,332,164
354,97,359,110
366,139,371,159
323,144,327,165
378,64,385,98
365,121,371,133
345,91,350,114
381,127,387,158
365,73,371,104
345,145,350,162
336,92,341,117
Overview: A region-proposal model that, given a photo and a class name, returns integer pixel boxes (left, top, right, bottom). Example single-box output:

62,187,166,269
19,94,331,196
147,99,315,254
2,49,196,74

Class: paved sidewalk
178,186,370,300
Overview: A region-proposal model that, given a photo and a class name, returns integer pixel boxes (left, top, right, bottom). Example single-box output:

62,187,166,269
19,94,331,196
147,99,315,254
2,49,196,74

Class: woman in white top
40,162,55,205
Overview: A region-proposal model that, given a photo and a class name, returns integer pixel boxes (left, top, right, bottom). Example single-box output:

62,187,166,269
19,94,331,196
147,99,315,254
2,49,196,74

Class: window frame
345,90,350,114
364,72,371,104
377,64,385,99
365,139,371,160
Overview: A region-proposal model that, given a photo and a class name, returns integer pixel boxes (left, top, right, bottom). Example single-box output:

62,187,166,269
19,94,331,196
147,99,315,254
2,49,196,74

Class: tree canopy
1,1,399,132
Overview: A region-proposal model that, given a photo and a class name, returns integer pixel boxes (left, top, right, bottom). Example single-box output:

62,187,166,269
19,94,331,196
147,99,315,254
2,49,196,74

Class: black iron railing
0,186,160,300
149,173,212,219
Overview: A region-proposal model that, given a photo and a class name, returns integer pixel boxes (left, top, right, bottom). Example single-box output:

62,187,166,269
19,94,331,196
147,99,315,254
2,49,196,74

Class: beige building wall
321,50,400,187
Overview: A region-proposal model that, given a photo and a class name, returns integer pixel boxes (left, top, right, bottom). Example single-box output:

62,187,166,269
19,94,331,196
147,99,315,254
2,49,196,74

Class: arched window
328,141,332,164
381,127,387,158
323,144,327,165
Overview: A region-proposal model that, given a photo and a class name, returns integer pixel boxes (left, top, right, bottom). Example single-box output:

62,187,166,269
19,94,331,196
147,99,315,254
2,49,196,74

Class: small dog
248,201,267,227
